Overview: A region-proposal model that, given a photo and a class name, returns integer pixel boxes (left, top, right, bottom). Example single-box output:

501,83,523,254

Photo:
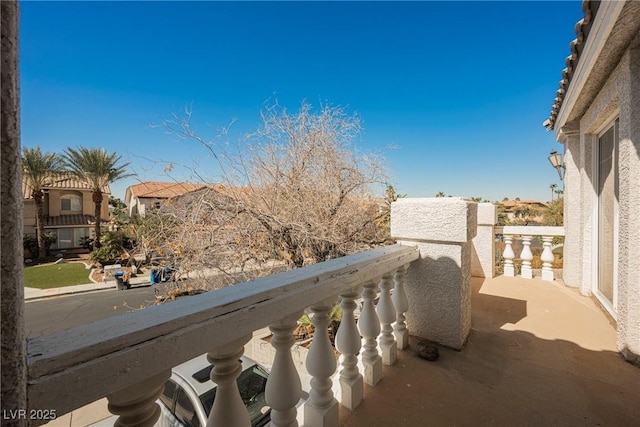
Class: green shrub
89,230,126,266
23,233,57,259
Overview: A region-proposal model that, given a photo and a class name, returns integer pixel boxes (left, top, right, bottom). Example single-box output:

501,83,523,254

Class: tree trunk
33,189,46,261
93,190,103,249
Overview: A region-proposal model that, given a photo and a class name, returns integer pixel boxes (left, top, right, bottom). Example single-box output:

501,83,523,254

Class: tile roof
44,214,96,227
127,181,206,199
544,0,600,131
22,174,111,199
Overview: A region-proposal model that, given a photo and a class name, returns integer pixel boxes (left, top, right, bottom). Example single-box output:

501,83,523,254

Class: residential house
22,174,110,251
544,0,640,364
498,199,548,224
124,181,204,217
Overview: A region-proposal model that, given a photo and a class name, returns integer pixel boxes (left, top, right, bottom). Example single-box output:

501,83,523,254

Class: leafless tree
137,101,391,292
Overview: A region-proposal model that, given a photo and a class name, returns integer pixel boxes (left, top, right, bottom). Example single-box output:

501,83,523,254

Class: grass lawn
24,262,92,289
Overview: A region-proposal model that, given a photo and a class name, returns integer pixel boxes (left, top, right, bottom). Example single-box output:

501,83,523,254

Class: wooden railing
27,244,419,427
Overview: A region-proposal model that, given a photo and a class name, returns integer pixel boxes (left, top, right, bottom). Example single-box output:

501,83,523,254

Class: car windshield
200,365,270,426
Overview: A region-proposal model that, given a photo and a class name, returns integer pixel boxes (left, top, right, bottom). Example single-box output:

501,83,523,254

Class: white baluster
267,312,303,427
376,273,397,366
357,278,382,386
541,236,555,281
207,334,253,427
392,264,409,350
520,235,533,279
304,298,339,427
503,235,515,277
335,285,363,410
107,369,170,427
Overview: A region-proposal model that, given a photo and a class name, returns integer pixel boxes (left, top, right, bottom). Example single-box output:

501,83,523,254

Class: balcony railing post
520,236,534,279
335,285,364,411
541,236,555,281
357,278,383,386
392,264,410,350
266,311,304,427
106,369,170,427
503,235,515,277
207,334,253,427
304,298,339,427
377,273,397,366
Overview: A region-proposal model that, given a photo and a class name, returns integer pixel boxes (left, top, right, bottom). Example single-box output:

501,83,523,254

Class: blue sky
21,1,581,202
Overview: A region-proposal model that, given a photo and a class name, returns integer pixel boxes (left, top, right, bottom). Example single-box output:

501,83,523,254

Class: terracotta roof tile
22,174,111,199
127,181,206,199
545,0,600,131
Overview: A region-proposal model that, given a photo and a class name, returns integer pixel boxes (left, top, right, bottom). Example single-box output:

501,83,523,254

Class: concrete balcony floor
340,276,640,427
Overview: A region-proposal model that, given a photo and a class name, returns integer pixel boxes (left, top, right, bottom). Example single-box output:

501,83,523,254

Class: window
61,194,82,212
175,387,201,427
159,380,177,411
57,229,73,248
50,228,92,249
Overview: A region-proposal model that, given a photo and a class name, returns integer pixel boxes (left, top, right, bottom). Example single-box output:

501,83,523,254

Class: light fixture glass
548,150,564,180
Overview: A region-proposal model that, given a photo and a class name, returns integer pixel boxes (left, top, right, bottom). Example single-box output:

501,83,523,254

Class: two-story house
124,181,204,217
23,175,110,251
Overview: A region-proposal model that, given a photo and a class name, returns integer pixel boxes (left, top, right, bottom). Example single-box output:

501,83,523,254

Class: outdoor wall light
548,150,565,181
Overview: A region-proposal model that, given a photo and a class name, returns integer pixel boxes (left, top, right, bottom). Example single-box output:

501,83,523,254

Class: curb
25,280,153,302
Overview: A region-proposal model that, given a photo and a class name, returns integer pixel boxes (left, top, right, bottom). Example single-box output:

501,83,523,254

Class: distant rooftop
23,174,111,200
125,181,205,200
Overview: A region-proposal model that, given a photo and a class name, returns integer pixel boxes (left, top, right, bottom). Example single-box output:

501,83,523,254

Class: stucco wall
391,198,477,350
562,131,582,288
48,191,61,216
616,43,640,364
23,199,37,236
1,0,27,417
566,41,640,363
471,203,496,278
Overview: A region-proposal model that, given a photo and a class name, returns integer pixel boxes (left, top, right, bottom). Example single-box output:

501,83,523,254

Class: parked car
157,355,271,427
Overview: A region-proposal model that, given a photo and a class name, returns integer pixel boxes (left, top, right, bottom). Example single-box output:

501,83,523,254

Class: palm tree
62,147,131,249
435,191,446,198
22,147,62,261
550,183,557,202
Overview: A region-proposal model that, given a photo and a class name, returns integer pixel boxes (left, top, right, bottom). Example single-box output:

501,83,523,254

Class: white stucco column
391,198,477,350
579,133,596,296
1,1,27,419
616,43,640,365
471,202,496,278
560,124,582,288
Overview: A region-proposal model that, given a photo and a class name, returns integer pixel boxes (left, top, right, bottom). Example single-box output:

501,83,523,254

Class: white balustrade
207,334,253,427
503,235,516,277
25,244,420,427
541,236,555,282
377,273,397,366
266,312,303,427
107,370,170,427
357,278,383,386
496,226,564,281
304,298,339,427
392,264,409,350
335,285,364,411
520,236,534,279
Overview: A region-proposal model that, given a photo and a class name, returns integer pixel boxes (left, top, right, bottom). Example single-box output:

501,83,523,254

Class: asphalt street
25,285,159,338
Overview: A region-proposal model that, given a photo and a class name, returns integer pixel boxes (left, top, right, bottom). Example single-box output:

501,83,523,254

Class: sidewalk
24,274,152,301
